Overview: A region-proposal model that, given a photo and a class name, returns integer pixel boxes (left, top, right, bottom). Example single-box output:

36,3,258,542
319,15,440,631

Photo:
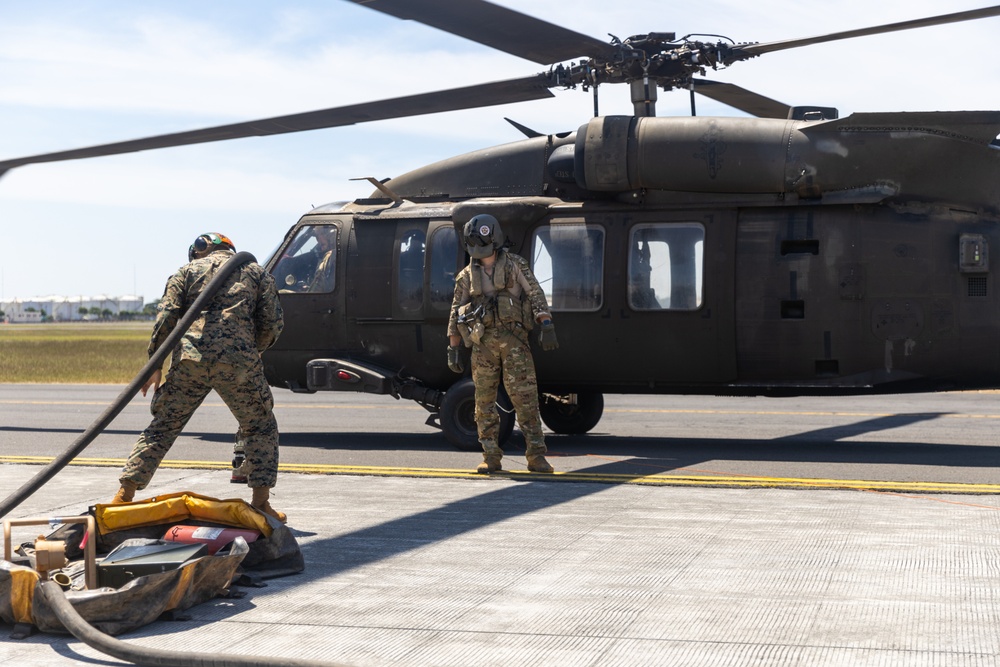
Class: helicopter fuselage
260,111,1000,446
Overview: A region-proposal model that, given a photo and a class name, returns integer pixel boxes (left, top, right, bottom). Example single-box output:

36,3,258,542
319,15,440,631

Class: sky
1,0,998,305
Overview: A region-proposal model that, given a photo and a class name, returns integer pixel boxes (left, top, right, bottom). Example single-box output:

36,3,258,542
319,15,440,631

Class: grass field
0,322,154,383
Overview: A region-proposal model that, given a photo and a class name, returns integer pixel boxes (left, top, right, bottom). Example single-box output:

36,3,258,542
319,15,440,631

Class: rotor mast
630,76,658,117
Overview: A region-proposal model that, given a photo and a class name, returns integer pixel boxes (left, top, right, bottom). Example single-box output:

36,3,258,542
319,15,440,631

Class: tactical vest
458,251,534,344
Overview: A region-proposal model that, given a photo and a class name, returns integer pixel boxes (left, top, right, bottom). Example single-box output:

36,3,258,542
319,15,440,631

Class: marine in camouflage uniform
447,215,559,473
115,234,286,519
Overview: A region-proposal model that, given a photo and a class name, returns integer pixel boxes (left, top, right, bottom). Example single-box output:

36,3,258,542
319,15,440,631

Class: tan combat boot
526,455,554,473
476,456,503,474
251,487,288,524
111,480,138,504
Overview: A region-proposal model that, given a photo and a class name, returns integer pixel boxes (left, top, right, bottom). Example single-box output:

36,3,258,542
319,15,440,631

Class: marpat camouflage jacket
149,249,284,367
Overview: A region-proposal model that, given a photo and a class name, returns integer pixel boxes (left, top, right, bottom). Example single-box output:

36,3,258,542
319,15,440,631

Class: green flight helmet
463,214,503,259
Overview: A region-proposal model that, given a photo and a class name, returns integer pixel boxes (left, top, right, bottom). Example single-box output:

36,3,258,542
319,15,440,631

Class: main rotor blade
0,75,553,174
691,80,791,119
734,5,1000,58
344,0,618,64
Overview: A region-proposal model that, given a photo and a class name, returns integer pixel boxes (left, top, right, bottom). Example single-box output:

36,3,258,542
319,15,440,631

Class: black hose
37,581,350,667
0,251,258,520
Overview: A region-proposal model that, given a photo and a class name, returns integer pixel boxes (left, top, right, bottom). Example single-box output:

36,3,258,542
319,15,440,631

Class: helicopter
2,1,1000,450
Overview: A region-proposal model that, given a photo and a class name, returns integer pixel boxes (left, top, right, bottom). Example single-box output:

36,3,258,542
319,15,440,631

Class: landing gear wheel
439,377,515,451
539,392,604,434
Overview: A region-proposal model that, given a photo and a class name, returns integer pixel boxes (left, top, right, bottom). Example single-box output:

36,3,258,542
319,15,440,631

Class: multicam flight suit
121,249,284,490
448,250,551,459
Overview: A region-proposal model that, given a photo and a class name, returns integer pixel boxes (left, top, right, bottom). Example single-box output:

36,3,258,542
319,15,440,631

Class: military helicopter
3,1,1000,450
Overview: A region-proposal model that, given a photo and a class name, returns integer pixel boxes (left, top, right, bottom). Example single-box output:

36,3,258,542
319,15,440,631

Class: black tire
539,392,604,434
439,378,515,451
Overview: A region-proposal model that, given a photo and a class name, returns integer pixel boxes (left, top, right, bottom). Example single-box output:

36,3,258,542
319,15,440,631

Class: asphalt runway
1,383,999,490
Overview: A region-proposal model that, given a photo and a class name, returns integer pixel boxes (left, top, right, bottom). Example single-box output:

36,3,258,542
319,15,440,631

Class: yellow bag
94,491,273,538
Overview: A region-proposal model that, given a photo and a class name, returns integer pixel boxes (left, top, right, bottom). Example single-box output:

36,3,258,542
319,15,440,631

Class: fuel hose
37,580,350,667
0,251,258,520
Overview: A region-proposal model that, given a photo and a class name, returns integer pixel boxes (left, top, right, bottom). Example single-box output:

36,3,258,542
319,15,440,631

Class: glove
447,345,465,374
538,320,559,351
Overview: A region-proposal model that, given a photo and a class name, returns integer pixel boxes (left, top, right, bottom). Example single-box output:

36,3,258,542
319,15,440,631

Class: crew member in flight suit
111,232,287,523
273,225,337,293
447,214,559,473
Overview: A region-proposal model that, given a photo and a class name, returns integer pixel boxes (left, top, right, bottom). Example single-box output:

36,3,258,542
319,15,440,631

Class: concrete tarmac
2,462,1000,666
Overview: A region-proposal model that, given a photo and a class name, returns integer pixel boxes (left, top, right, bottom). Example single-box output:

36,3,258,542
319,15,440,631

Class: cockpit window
429,226,458,308
272,224,339,294
398,229,426,312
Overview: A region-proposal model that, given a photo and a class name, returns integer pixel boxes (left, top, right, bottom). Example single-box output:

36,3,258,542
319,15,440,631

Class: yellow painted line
0,400,120,406
270,404,422,410
0,399,417,410
3,456,998,495
604,408,1000,420
6,398,1000,419
0,456,232,470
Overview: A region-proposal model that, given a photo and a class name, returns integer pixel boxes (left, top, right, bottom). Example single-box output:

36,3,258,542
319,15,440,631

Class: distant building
0,295,145,322
6,310,42,324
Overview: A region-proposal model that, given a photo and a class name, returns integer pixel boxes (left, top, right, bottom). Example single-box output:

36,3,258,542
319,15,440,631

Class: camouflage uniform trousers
121,358,279,490
471,326,546,460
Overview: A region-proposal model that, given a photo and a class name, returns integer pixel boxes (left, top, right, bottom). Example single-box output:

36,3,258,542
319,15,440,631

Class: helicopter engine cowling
573,115,796,194
571,112,1000,208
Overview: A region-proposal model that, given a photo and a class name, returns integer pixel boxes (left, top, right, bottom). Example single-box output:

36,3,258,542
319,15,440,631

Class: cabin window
428,226,459,309
628,223,704,310
397,229,426,312
531,223,604,311
272,224,338,293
